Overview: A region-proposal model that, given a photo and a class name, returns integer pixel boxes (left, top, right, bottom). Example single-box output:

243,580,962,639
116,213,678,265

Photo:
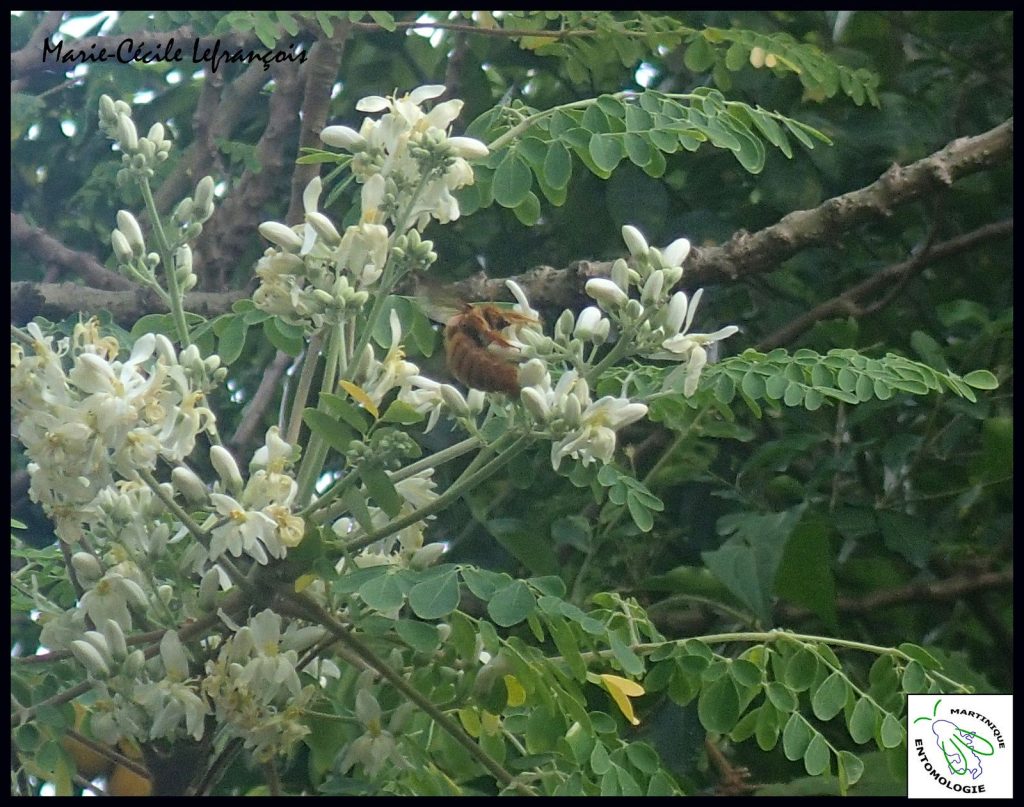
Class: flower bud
624,299,644,320
258,221,304,252
158,585,173,606
665,292,689,334
102,619,128,662
641,269,665,305
116,115,138,152
111,230,133,263
439,384,470,417
210,445,244,491
147,122,165,144
116,211,145,255
71,552,103,582
574,306,603,340
562,393,582,426
554,309,576,341
306,211,341,245
172,466,208,504
175,245,193,276
585,278,629,309
611,258,631,291
193,176,215,217
448,136,490,160
197,567,220,611
410,543,446,569
621,225,649,258
173,197,195,224
320,125,367,151
521,387,550,421
662,237,691,268
71,639,110,678
518,358,548,389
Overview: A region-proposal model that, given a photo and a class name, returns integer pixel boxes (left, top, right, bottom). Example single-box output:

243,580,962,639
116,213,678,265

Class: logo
908,695,1012,799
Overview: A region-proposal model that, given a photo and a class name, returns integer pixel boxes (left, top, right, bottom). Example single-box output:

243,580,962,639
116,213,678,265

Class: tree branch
686,117,1013,285
756,218,1013,349
11,211,131,290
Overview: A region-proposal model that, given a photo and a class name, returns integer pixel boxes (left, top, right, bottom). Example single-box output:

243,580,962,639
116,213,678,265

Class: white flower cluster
98,93,171,181
253,84,488,332
339,678,413,777
519,361,649,471
179,427,306,569
332,469,443,578
203,610,327,761
505,226,738,472
11,320,218,542
584,225,739,397
321,84,489,229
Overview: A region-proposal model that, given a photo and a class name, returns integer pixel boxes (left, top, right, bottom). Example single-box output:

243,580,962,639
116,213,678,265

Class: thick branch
756,218,1014,349
285,33,349,225
12,211,131,290
10,280,244,326
686,117,1013,284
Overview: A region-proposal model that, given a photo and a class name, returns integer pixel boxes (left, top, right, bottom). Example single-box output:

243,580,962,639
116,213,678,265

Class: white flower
550,396,648,471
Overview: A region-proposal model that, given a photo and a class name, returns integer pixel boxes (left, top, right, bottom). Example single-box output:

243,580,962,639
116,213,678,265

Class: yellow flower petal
504,674,527,707
339,380,379,419
599,673,646,726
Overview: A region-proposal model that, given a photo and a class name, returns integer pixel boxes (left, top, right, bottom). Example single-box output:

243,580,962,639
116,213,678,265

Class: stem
286,332,323,446
294,325,343,506
282,590,536,795
343,435,531,554
138,178,191,348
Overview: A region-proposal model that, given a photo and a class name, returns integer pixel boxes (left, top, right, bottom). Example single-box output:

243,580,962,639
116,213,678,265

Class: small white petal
408,84,447,104
356,95,390,112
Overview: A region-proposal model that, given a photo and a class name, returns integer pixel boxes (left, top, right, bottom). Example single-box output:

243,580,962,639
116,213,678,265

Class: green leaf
848,697,877,744
215,314,248,365
263,318,304,356
837,750,865,793
360,463,402,518
626,492,655,532
408,568,460,619
358,571,406,612
542,141,573,189
803,732,830,776
811,671,849,721
321,392,371,434
380,400,425,425
782,712,812,760
487,580,536,627
785,648,819,692
879,713,904,749
545,615,586,680
765,681,798,713
609,632,645,677
962,369,999,389
684,35,715,72
697,674,740,733
368,10,396,31
513,191,541,226
897,643,941,671
624,133,653,167
589,133,624,172
492,152,533,208
395,619,440,652
302,409,355,454
460,567,510,601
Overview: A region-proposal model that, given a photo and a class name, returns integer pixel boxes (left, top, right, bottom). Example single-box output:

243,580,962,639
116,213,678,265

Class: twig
756,218,1013,349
